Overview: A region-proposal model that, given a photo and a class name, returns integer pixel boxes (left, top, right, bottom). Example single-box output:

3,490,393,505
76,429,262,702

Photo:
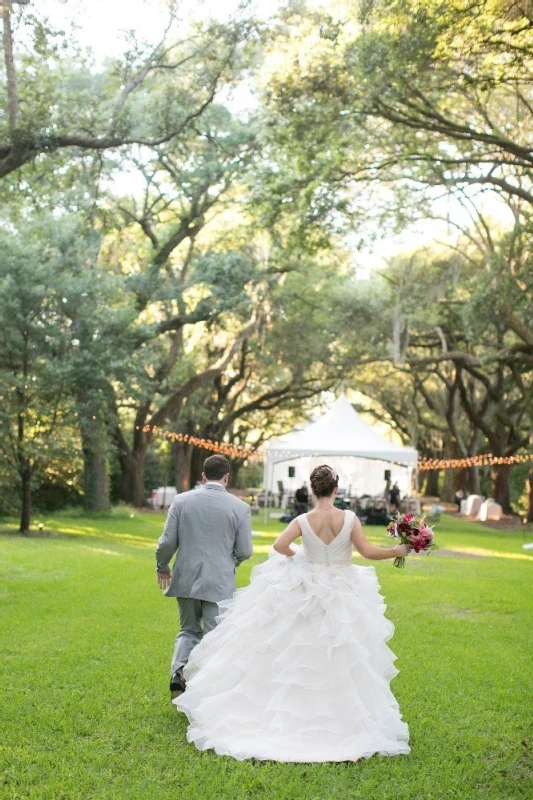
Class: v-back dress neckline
301,509,348,546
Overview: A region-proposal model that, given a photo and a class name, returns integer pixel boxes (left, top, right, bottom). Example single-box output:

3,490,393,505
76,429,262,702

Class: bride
175,465,412,763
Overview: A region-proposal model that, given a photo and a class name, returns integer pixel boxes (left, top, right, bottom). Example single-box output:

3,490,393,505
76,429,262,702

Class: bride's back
305,507,347,544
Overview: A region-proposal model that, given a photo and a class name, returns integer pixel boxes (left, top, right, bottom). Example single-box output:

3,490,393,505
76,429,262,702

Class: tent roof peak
266,393,418,466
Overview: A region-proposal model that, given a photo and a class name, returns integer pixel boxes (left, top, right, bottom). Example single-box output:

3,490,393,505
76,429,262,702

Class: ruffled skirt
175,550,410,762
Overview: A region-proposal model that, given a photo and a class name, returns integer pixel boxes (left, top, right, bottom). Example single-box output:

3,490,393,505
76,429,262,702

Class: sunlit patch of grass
77,545,123,557
252,544,277,554
441,546,533,561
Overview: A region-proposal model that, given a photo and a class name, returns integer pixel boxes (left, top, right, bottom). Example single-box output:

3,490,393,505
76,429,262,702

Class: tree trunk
173,440,192,492
80,415,110,511
466,430,481,495
19,465,32,534
130,446,148,507
526,465,533,523
190,447,207,488
83,451,110,511
454,468,466,492
2,2,20,131
491,463,512,513
442,468,454,503
115,428,134,504
423,469,440,497
466,465,481,495
440,439,454,503
228,459,244,489
114,424,149,507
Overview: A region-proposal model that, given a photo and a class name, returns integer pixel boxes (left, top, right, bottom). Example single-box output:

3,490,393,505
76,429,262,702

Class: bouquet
386,512,437,568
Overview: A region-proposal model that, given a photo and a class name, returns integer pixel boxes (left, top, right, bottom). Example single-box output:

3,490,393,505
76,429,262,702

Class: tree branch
2,2,20,131
148,314,263,430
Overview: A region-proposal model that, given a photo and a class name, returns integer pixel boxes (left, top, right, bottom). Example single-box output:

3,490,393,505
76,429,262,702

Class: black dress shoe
170,669,186,700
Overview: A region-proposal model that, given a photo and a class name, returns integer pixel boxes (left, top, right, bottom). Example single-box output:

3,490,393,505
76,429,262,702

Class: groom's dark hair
203,455,231,480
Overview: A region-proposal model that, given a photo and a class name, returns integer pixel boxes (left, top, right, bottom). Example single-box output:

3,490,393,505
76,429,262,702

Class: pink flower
404,513,414,521
409,530,434,553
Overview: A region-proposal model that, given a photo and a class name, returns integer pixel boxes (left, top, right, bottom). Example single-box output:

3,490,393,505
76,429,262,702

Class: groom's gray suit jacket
155,483,253,603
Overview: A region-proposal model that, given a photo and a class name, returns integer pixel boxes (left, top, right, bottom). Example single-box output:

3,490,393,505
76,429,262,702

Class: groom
155,454,253,699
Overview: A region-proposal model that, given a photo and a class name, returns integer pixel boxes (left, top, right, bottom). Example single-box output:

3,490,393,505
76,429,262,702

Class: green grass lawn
1,509,532,799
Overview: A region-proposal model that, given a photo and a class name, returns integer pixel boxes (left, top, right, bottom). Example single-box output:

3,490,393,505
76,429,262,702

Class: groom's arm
233,505,253,567
155,499,181,576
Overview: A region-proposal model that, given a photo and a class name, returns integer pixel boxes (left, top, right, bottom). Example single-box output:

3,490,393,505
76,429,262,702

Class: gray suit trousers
171,597,220,673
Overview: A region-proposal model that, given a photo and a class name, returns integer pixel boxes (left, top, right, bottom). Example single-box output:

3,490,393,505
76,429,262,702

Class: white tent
264,394,418,515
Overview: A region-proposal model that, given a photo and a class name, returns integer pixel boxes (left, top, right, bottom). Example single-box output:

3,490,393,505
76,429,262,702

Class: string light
129,424,533,470
269,450,533,471
418,453,533,471
138,423,258,460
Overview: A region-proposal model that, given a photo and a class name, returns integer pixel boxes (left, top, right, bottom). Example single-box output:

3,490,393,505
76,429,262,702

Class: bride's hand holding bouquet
387,512,437,568
393,542,412,560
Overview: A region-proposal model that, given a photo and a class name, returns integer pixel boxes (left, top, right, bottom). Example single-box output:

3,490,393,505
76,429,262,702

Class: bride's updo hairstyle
310,465,339,498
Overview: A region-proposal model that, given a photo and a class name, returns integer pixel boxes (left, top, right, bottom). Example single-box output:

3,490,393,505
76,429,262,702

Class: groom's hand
157,570,172,590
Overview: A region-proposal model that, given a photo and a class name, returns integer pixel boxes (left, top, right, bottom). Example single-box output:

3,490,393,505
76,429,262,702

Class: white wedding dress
175,510,410,762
